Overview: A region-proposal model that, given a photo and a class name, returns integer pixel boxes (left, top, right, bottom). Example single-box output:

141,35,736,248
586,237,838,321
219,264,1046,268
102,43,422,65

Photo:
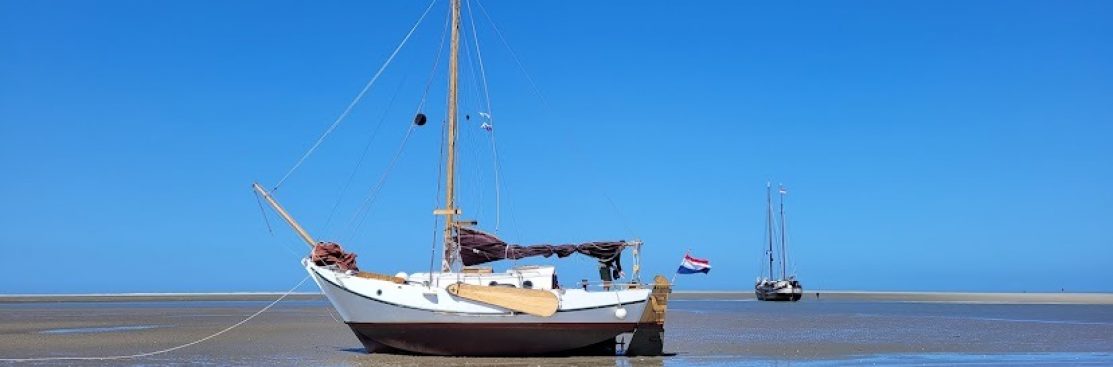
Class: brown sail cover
457,227,626,266
311,242,359,271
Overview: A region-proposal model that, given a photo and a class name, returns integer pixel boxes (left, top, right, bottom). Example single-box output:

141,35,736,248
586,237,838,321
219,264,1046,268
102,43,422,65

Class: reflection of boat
755,184,803,302
253,0,670,356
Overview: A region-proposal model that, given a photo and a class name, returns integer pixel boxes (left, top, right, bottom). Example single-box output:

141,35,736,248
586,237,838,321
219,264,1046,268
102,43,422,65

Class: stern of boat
624,274,671,356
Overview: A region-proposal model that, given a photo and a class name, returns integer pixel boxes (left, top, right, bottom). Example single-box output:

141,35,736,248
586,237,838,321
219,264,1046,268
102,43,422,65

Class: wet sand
1,295,1112,366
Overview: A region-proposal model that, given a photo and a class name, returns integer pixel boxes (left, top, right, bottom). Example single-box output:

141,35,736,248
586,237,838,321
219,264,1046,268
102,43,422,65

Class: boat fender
615,307,627,319
414,113,427,126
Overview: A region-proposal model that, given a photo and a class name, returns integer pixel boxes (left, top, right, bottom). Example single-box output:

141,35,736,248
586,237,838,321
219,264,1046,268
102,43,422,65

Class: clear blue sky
2,1,1110,293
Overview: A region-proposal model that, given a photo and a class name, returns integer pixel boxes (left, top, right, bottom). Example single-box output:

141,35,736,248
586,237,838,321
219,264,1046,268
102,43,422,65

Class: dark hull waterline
348,322,659,356
756,289,803,302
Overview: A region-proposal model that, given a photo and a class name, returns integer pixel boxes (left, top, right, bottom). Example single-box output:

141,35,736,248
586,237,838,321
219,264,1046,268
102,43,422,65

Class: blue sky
1,1,1110,293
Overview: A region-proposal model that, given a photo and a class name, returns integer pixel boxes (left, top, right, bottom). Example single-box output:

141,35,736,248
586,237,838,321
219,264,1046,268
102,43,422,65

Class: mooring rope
0,276,311,362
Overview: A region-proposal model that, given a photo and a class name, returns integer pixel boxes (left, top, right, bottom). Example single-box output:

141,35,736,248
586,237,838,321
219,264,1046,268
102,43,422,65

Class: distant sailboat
755,183,803,302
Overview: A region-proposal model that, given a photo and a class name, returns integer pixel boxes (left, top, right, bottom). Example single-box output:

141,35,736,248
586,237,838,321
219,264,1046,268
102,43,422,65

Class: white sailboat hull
307,262,662,355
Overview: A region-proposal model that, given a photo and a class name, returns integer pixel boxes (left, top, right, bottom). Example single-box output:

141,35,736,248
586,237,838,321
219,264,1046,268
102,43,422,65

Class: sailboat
252,0,671,356
755,184,803,302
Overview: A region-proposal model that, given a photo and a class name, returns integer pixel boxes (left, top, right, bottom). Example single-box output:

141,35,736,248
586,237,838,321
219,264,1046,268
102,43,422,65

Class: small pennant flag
779,185,787,194
479,112,493,131
677,253,711,274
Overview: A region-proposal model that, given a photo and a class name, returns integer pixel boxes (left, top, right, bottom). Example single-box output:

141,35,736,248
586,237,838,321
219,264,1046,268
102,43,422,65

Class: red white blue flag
677,253,711,274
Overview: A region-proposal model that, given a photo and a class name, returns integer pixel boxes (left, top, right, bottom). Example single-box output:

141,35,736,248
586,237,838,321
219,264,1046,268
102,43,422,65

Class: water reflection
38,324,169,334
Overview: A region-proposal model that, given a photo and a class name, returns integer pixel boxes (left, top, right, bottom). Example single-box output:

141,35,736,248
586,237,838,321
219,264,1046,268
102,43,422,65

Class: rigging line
603,192,636,240
253,190,304,259
321,77,408,236
272,0,439,191
473,0,636,239
417,5,453,114
463,116,485,222
777,186,787,279
473,0,551,110
760,189,771,279
429,120,447,279
421,5,450,280
458,42,487,225
465,0,494,120
780,190,791,276
465,0,501,232
253,190,275,236
0,276,311,362
344,124,419,242
488,133,504,232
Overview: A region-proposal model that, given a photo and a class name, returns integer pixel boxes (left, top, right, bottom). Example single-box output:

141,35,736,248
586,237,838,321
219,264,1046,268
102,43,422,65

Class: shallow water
38,325,169,335
1,299,1111,366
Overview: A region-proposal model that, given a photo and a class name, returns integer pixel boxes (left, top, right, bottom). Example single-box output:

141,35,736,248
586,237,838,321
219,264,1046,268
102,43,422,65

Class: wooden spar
253,182,316,247
446,283,558,317
766,183,775,279
438,0,462,272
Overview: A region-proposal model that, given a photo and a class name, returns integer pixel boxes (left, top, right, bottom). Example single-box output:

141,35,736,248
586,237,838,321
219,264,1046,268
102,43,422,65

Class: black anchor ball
414,113,427,126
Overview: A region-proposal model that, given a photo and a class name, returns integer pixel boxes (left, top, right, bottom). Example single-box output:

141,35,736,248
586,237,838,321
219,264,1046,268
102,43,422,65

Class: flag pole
672,248,690,286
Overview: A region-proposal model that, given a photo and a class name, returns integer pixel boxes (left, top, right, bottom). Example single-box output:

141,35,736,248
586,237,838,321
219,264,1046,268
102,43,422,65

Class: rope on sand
0,276,310,362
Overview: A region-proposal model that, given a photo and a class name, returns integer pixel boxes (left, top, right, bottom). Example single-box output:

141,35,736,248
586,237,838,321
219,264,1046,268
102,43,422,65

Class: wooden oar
446,283,559,317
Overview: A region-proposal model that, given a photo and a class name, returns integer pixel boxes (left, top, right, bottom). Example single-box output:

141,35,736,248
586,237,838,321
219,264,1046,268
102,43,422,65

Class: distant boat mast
766,183,775,279
778,184,787,279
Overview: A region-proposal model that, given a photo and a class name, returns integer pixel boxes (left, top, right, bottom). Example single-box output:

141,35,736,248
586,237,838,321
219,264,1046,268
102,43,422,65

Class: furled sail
311,242,359,271
457,227,626,266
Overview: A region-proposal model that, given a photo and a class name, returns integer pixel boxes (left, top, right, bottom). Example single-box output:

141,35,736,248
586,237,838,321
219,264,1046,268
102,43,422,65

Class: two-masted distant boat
253,0,670,356
755,184,803,302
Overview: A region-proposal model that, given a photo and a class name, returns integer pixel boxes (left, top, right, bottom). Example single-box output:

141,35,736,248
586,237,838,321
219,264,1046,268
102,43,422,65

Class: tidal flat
1,294,1112,366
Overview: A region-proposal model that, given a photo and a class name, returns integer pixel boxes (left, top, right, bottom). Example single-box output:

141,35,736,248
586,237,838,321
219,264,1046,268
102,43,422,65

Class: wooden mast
438,0,462,272
253,182,316,247
765,183,775,279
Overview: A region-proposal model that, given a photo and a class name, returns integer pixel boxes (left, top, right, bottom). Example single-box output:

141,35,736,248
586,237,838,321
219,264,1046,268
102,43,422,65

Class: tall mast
765,183,775,279
438,0,462,272
778,184,787,279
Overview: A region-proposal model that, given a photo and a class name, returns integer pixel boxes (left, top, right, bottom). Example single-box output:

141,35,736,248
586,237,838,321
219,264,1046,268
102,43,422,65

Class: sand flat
1,297,1112,366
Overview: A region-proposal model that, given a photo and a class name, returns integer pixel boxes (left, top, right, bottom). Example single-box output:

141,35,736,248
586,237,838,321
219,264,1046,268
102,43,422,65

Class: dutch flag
676,253,711,274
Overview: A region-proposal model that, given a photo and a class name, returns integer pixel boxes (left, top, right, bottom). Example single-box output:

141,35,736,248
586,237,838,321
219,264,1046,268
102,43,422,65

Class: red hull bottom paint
347,322,640,356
